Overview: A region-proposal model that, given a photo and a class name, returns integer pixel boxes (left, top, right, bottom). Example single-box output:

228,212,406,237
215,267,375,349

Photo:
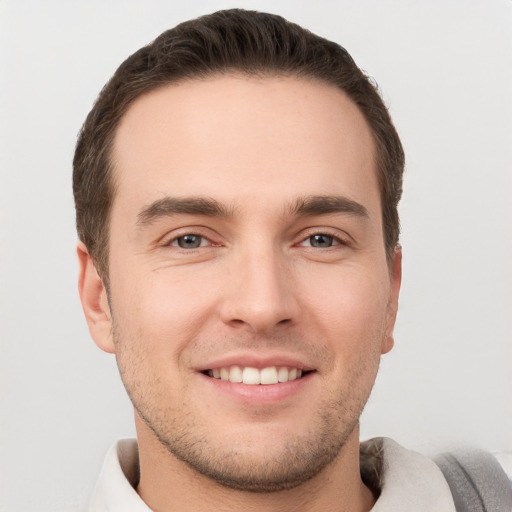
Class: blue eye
308,234,336,248
175,235,205,249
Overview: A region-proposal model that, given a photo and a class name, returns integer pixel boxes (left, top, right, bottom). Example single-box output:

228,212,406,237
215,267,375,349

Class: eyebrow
137,197,234,226
289,195,369,219
137,194,369,227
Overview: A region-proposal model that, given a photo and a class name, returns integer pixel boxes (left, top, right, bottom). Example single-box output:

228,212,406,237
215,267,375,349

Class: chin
139,403,359,493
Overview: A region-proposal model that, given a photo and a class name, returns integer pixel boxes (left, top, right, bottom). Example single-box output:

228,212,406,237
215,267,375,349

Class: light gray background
1,1,511,511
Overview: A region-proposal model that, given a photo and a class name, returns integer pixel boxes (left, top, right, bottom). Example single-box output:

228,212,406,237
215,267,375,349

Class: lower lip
198,372,314,405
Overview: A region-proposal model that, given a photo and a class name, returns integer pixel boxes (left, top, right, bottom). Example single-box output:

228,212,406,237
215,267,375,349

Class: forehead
111,74,379,216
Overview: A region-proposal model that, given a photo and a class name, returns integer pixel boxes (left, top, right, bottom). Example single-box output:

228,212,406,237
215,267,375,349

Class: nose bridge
220,238,297,333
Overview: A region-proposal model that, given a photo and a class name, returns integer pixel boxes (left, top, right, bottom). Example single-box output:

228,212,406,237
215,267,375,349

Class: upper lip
196,352,315,372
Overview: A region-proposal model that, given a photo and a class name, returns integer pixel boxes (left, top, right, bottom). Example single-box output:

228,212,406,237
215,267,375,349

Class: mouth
201,365,314,385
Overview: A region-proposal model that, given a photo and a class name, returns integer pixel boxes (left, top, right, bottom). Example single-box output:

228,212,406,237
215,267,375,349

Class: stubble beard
113,324,380,493
135,396,363,493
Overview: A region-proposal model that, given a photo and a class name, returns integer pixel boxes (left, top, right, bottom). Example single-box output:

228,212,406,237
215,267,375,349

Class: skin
78,75,401,512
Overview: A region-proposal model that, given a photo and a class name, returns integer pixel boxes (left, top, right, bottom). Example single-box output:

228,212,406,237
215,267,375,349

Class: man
73,9,510,512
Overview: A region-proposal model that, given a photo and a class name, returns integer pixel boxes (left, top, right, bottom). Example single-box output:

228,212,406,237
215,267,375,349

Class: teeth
209,365,306,385
278,367,289,382
260,366,278,385
242,367,260,385
230,365,243,383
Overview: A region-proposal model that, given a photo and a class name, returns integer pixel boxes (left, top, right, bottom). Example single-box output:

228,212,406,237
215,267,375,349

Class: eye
171,234,208,249
301,233,341,248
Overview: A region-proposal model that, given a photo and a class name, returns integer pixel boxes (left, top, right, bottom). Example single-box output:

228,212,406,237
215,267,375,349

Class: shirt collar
89,439,151,512
90,437,455,511
361,437,456,512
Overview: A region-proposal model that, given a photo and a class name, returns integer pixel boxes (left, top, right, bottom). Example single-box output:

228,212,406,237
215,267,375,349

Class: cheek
110,269,220,362
109,279,201,408
302,265,390,356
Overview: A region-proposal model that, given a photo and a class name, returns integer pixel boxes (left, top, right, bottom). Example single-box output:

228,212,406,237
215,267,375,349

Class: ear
381,245,402,355
77,241,115,353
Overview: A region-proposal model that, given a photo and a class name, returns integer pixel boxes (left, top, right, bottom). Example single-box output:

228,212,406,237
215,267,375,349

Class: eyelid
159,226,221,248
169,234,210,249
296,227,351,247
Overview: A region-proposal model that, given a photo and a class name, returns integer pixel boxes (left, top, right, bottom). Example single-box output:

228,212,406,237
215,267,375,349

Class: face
80,75,401,492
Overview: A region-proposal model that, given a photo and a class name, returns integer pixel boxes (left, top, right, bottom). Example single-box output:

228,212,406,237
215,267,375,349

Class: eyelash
298,230,349,249
166,232,216,250
164,229,349,251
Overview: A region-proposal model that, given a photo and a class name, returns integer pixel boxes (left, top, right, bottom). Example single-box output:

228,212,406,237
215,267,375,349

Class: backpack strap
435,450,512,512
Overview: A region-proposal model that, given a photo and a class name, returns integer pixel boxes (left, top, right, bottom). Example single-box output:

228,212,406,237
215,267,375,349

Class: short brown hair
73,9,404,281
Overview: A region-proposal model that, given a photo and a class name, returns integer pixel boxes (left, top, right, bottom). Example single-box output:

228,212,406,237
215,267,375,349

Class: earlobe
381,334,394,354
382,245,402,355
77,242,115,354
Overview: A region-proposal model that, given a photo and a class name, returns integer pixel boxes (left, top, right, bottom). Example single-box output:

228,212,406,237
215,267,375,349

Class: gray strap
435,450,512,512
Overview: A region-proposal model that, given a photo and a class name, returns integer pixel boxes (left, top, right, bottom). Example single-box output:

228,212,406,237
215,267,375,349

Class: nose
219,246,300,335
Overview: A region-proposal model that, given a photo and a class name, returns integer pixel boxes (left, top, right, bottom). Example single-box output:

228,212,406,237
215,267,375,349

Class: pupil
178,235,201,248
311,234,333,248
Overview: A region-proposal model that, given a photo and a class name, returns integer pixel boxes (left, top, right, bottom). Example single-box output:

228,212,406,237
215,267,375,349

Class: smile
205,366,311,385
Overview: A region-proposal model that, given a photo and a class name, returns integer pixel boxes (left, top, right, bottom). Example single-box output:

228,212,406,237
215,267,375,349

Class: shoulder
435,448,512,512
361,438,512,512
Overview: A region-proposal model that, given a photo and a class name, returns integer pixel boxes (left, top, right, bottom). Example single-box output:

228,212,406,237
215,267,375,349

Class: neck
135,417,375,512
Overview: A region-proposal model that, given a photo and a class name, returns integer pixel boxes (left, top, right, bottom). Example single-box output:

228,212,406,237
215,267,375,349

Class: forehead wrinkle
137,196,238,227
